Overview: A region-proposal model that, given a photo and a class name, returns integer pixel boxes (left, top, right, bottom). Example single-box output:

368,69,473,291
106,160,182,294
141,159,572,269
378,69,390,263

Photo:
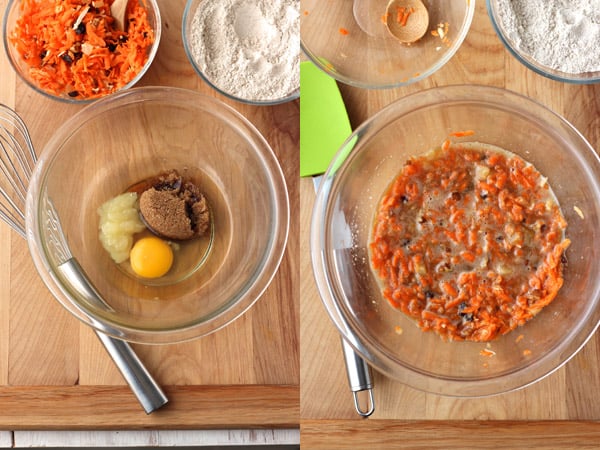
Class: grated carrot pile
395,6,414,26
10,0,154,99
369,140,570,342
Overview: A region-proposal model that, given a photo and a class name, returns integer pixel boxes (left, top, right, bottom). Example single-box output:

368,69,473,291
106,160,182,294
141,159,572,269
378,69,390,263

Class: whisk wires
0,104,37,238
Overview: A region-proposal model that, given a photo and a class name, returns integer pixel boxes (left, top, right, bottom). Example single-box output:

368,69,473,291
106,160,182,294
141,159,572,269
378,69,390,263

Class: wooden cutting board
300,1,600,447
0,0,299,429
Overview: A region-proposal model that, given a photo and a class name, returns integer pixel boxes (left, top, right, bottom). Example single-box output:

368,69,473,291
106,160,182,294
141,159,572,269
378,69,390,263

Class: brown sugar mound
139,170,210,241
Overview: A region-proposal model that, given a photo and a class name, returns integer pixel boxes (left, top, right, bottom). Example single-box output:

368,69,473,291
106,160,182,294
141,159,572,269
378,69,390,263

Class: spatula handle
341,337,374,417
312,176,375,417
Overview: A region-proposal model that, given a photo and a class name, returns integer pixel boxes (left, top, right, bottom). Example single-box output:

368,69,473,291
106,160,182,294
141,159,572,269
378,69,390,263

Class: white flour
189,0,300,101
496,0,600,74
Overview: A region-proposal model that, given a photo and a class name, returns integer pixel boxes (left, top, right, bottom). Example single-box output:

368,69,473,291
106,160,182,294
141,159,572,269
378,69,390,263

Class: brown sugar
138,170,210,241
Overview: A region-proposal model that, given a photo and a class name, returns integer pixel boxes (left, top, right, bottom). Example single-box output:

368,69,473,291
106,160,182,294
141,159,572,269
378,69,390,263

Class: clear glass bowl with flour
182,0,300,104
488,0,600,83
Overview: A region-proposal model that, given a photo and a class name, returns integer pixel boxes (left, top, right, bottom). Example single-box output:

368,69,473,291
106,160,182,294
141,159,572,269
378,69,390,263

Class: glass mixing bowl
311,85,600,396
26,87,289,344
301,0,475,89
3,0,161,103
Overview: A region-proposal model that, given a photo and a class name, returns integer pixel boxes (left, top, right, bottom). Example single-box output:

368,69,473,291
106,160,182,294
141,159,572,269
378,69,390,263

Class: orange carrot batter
369,141,570,341
10,0,154,99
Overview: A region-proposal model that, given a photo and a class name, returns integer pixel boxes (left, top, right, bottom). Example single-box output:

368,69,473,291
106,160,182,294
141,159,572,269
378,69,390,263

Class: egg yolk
129,237,173,278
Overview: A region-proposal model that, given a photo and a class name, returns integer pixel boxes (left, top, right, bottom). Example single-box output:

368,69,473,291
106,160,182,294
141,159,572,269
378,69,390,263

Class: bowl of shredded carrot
311,85,600,396
3,0,161,102
300,0,475,89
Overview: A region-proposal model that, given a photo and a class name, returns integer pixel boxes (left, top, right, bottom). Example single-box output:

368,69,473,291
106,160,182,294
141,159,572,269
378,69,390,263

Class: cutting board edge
0,384,300,429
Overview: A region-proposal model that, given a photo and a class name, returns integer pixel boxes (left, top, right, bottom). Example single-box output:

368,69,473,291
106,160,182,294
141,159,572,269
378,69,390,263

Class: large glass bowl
3,0,161,103
301,0,475,89
311,85,600,396
26,87,289,344
487,0,600,84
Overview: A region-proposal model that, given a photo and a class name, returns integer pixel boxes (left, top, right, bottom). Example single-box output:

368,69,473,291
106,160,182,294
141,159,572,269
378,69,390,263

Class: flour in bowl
496,0,600,74
189,0,300,101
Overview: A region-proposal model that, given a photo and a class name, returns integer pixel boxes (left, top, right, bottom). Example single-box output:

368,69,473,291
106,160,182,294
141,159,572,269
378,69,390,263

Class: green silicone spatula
300,61,352,177
300,60,375,417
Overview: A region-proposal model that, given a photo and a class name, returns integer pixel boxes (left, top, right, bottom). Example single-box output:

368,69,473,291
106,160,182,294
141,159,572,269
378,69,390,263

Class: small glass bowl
26,87,290,344
487,0,600,83
3,0,161,103
301,0,475,89
182,0,300,105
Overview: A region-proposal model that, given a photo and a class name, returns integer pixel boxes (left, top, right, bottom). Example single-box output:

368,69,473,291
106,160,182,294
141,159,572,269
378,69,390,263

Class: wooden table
0,0,299,438
300,1,600,448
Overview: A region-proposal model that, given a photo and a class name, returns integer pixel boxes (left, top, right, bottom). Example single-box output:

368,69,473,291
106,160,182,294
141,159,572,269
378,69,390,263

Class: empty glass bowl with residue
26,87,289,343
311,85,600,396
301,0,475,88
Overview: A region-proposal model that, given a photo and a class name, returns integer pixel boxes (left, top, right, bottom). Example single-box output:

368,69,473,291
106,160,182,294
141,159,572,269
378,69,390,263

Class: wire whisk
0,104,37,238
0,103,169,413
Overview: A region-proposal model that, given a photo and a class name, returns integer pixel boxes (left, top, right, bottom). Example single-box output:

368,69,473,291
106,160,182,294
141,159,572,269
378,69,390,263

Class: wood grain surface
300,0,600,447
0,386,299,429
0,0,299,429
301,420,600,449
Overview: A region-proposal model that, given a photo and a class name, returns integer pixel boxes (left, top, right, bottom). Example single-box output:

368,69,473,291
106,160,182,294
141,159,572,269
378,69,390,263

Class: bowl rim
2,0,163,104
25,86,291,344
310,83,600,396
181,0,299,106
299,0,476,89
486,0,600,84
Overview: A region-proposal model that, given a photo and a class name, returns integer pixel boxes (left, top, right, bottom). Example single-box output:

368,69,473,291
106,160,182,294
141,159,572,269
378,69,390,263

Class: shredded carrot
10,0,155,99
432,22,452,47
339,27,349,35
396,7,404,24
449,130,475,138
395,6,414,26
441,139,451,151
369,138,570,342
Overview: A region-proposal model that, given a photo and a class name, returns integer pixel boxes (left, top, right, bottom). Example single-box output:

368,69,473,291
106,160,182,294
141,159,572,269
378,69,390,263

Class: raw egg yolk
130,237,173,278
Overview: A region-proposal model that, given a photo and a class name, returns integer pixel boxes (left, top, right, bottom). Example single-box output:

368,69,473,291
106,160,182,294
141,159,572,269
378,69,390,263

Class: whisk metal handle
57,259,168,414
94,331,169,414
